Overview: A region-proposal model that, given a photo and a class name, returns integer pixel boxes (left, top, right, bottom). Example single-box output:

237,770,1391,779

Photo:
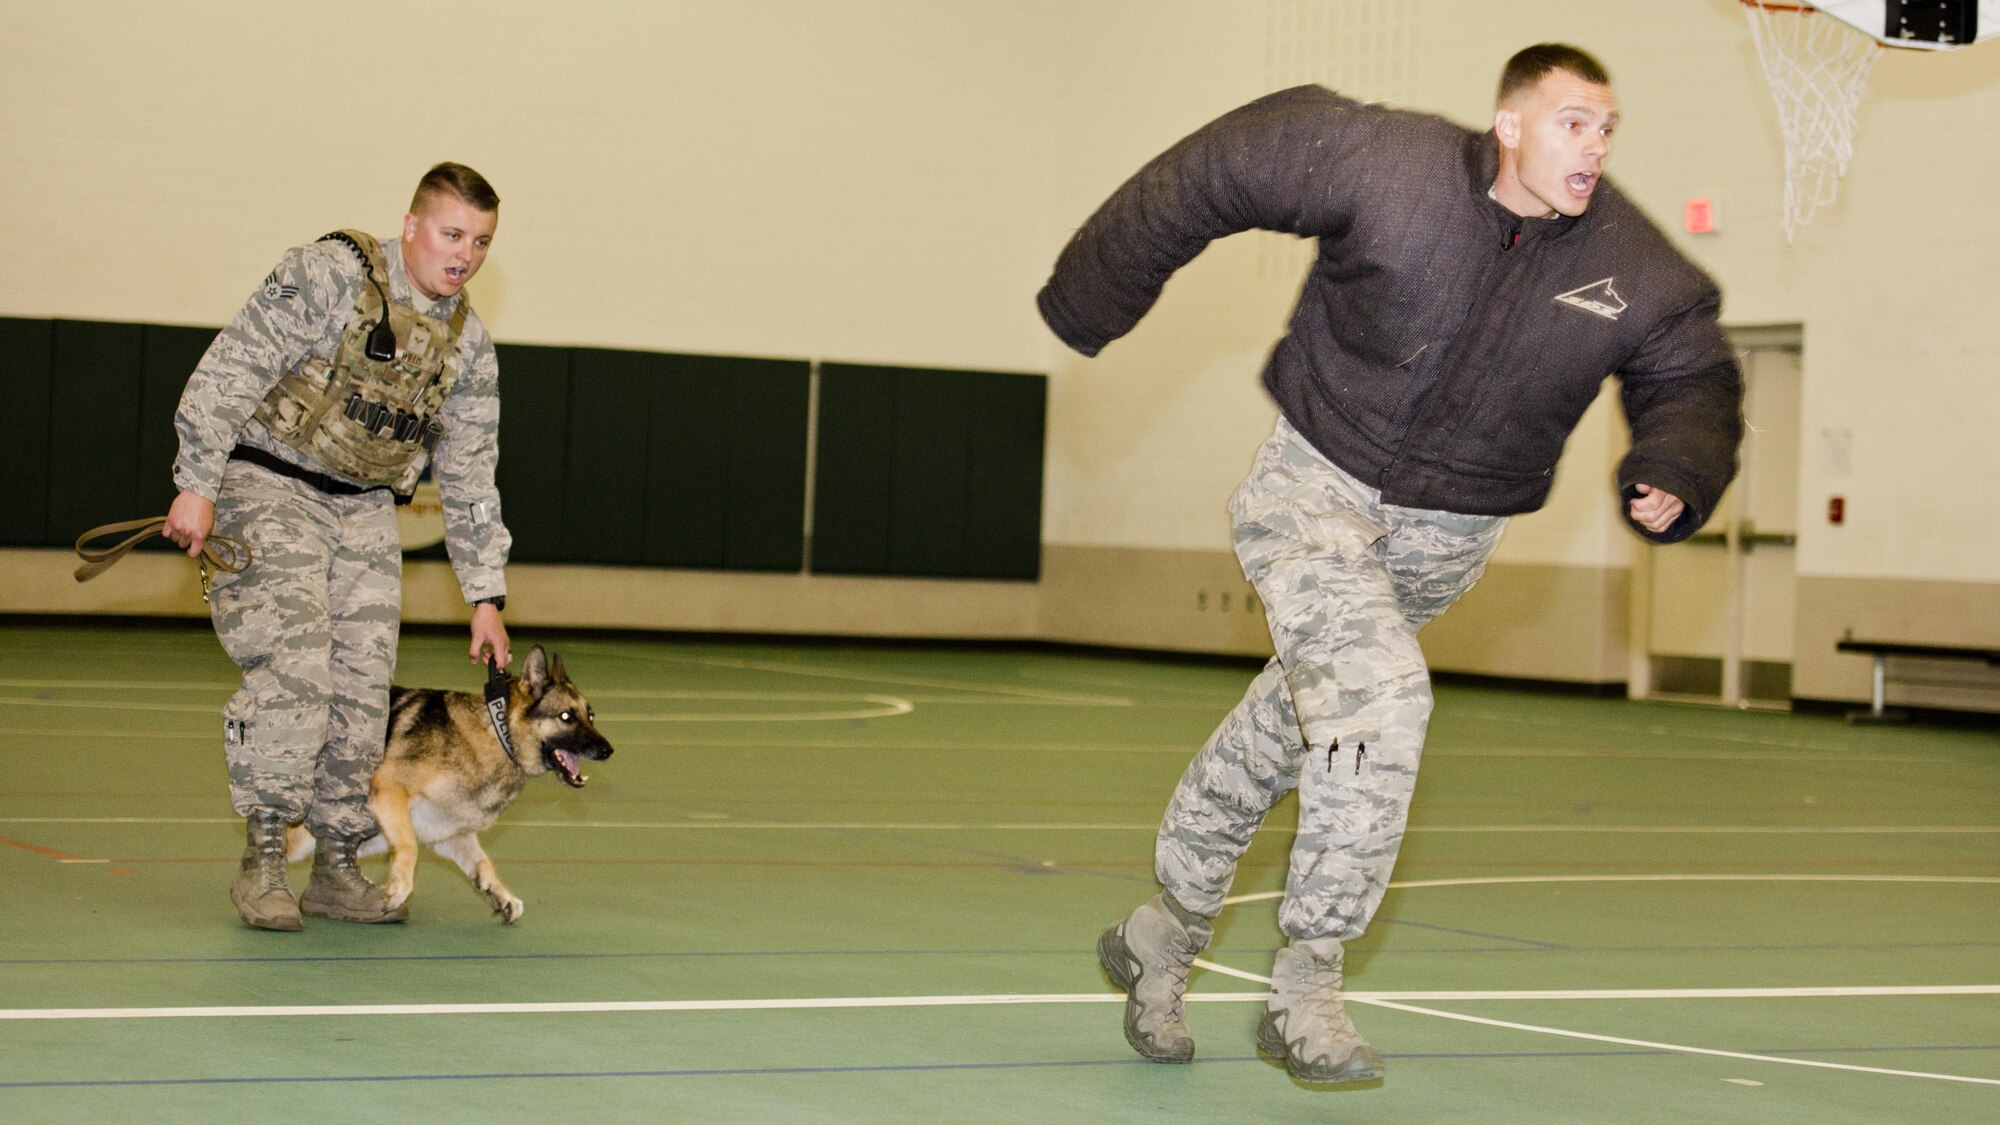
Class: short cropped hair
1497,44,1610,103
411,162,500,214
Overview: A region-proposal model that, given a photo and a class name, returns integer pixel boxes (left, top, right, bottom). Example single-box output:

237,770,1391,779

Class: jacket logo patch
1553,277,1626,321
263,271,300,301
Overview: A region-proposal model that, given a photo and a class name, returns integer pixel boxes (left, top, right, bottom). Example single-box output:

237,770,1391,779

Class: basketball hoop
1739,1,1883,242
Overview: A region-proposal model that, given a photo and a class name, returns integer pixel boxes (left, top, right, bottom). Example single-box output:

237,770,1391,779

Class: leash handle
483,655,517,762
73,517,251,599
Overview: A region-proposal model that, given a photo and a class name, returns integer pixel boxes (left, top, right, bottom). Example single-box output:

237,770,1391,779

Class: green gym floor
1,621,1996,1123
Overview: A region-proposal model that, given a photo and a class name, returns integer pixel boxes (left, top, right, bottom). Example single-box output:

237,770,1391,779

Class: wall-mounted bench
1836,637,2000,723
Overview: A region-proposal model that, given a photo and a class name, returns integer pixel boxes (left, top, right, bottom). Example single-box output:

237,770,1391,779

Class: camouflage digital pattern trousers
208,458,401,841
1156,419,1507,940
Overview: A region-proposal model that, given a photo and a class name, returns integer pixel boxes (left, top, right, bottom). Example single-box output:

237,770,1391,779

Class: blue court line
1379,919,1571,950
5,1045,1997,1090
920,842,1162,887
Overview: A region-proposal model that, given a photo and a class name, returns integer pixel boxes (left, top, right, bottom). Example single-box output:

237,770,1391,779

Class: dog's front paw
384,875,414,910
490,889,524,924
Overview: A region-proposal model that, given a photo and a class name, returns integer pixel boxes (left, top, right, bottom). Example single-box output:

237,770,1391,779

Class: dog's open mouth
545,747,588,788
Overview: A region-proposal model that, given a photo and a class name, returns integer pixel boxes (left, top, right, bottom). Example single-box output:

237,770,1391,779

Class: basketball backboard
1805,1,1998,49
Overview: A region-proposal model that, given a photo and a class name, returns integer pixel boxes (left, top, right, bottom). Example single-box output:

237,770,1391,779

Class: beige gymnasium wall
7,2,1998,708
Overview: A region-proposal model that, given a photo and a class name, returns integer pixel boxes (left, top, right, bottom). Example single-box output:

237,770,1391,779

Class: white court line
0,716,1936,760
1444,709,1903,755
0,679,232,690
1193,960,2000,1087
0,699,221,715
0,694,919,723
1191,958,1272,986
1222,873,2000,905
8,983,1998,1023
598,741,1933,762
0,993,1252,1021
0,729,212,741
0,729,1941,761
5,818,2000,838
1355,999,2000,1087
561,646,1137,707
1408,826,2000,835
592,690,1117,712
0,694,1146,720
601,694,913,722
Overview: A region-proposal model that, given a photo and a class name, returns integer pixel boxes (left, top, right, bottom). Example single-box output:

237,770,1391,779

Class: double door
1630,327,1801,709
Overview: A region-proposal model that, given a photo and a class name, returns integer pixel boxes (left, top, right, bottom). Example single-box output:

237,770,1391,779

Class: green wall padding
962,371,1046,580
47,320,144,541
720,357,809,571
888,368,972,577
639,353,811,571
563,348,657,564
14,316,1040,583
811,364,899,574
0,319,53,547
494,343,572,563
813,364,1045,580
645,360,732,568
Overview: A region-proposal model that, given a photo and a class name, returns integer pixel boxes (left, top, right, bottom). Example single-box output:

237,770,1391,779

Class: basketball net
1740,1,1884,242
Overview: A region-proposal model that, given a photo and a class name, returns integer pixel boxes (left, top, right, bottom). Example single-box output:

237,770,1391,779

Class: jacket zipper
1381,224,1536,492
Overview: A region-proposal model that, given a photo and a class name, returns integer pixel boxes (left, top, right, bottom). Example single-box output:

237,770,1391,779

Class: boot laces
247,819,289,866
1288,952,1359,1041
1135,911,1200,1024
316,839,373,889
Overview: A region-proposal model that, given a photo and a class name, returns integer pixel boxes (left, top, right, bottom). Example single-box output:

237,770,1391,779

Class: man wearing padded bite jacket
162,163,513,933
1040,45,1741,1085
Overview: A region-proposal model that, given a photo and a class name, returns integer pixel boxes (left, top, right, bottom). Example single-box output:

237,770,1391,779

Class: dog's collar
484,657,518,763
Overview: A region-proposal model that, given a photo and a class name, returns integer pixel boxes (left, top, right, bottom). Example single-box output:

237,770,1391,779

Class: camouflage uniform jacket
1037,86,1743,544
173,234,510,602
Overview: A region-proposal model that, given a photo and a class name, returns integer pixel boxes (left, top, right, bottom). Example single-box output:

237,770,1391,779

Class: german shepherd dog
285,645,614,922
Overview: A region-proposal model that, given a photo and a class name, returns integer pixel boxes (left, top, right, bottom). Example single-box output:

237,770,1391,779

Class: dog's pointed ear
551,653,567,684
523,645,552,695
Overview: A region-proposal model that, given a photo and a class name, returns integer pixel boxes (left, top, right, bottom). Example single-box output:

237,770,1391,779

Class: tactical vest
252,230,468,497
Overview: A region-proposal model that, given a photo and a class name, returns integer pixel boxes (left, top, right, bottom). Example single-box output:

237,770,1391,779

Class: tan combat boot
1257,937,1384,1083
299,836,408,923
1097,893,1213,1062
230,811,303,931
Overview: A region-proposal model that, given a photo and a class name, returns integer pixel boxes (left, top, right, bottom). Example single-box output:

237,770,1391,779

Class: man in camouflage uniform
163,163,513,931
1039,47,1742,1083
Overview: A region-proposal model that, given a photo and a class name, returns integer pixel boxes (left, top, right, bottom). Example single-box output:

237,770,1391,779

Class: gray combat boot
1257,937,1384,1083
230,811,302,932
1097,893,1213,1062
299,836,408,923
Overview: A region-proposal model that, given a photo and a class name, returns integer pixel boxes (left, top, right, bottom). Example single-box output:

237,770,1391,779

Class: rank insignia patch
263,271,301,301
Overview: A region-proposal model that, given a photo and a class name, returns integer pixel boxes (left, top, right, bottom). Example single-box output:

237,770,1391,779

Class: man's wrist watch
474,596,506,612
